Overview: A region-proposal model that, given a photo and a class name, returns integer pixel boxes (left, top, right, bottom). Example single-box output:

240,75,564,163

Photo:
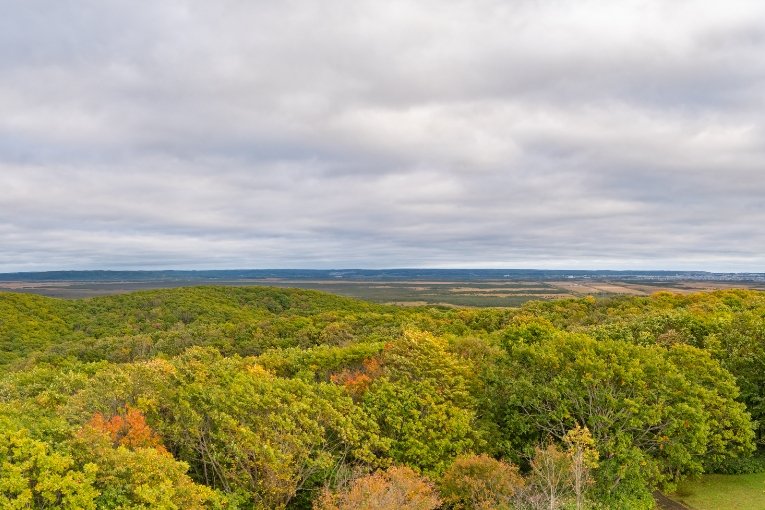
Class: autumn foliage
314,466,441,510
440,454,525,510
0,287,763,508
330,356,383,396
85,406,165,452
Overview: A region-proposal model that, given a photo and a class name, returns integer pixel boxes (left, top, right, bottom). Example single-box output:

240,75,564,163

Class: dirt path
653,491,693,510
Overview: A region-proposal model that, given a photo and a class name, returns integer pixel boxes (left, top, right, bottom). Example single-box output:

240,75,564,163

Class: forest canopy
1,286,763,509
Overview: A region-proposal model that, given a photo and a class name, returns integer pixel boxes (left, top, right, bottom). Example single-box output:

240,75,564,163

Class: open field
671,473,765,510
1,269,764,306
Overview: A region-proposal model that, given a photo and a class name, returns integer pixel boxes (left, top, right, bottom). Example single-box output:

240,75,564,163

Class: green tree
361,330,481,474
0,429,98,509
494,333,754,505
154,348,382,508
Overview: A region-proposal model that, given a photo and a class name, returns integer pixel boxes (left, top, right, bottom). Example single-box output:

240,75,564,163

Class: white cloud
1,0,764,271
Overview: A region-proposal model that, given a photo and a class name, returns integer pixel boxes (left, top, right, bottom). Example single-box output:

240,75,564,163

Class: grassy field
2,276,764,306
672,473,765,510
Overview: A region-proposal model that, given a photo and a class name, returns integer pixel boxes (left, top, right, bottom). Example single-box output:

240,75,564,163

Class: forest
0,286,763,509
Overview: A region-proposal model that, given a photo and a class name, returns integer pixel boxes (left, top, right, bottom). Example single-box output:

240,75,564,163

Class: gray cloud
1,0,764,272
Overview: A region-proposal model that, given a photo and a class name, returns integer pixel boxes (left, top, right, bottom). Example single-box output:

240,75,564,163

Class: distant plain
2,270,764,307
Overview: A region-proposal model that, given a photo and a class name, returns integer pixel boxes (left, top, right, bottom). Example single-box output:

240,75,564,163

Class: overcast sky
1,0,764,272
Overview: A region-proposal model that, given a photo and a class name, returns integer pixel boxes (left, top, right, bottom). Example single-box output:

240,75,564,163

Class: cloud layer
2,0,764,271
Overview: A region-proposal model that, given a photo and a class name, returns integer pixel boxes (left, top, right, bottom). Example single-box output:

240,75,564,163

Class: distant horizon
2,267,763,276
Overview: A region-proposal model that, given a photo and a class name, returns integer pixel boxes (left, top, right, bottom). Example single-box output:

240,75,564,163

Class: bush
705,452,765,474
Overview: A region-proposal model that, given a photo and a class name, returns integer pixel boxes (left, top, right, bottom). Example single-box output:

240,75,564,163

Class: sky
1,0,764,272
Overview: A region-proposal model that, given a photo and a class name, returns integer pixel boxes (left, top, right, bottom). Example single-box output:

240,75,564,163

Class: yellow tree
314,466,440,510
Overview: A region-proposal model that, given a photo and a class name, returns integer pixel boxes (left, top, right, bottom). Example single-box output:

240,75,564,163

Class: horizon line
1,268,764,275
